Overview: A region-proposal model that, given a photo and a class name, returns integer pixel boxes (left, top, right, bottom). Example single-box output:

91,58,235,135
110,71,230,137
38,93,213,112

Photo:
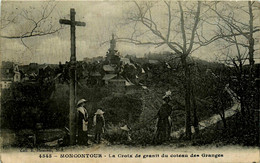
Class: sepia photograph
0,0,259,162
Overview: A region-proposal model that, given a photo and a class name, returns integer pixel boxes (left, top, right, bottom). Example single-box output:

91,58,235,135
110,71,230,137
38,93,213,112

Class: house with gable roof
1,61,22,89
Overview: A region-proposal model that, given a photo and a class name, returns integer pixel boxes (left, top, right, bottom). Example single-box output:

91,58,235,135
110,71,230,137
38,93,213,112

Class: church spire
109,33,116,51
106,33,120,64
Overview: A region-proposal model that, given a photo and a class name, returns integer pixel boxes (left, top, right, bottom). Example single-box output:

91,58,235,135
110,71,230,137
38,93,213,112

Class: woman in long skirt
155,93,172,144
77,99,89,145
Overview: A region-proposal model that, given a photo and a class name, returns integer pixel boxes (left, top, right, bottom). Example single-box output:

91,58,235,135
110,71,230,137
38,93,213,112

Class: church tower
109,33,116,51
106,33,120,65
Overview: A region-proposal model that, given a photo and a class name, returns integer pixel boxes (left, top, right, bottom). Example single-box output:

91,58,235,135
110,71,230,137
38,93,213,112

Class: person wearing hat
120,124,132,143
93,109,105,144
77,99,89,145
154,92,172,144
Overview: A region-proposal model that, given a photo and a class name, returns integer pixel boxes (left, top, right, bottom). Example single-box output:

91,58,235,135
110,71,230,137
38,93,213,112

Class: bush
130,123,156,145
103,121,157,146
98,94,142,125
1,82,46,130
191,113,258,146
103,123,123,144
1,82,69,130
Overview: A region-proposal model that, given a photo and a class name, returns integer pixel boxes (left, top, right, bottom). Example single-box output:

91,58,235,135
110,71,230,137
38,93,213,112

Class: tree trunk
191,86,199,134
240,94,246,117
182,56,192,140
248,1,255,69
220,110,227,129
237,67,246,117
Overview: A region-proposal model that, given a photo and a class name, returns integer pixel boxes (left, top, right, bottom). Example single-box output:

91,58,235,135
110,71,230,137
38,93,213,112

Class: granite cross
59,8,86,145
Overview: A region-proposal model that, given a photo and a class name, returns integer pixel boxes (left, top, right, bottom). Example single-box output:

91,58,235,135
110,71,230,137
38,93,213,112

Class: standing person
76,99,89,145
154,91,172,144
93,109,105,144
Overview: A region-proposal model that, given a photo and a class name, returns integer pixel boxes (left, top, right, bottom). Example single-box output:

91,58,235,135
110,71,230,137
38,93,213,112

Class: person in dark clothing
154,92,172,144
93,109,105,144
77,99,89,145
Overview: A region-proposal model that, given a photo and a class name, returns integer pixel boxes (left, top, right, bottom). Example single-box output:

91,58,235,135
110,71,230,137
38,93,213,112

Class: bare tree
201,2,259,116
197,2,259,69
199,2,259,144
1,1,63,49
118,1,203,139
117,1,260,140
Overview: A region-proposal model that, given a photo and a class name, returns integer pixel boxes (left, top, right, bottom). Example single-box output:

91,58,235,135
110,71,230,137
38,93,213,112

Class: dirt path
171,86,240,138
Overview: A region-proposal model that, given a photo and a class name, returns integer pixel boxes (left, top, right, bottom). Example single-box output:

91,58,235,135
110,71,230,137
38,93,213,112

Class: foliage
1,58,258,146
103,122,124,144
104,118,156,145
1,82,54,130
192,113,258,146
98,94,142,125
130,121,156,145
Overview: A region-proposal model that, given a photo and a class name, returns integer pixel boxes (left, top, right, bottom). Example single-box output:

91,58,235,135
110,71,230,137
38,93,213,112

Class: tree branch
1,27,63,39
178,2,187,54
187,1,201,55
1,1,61,41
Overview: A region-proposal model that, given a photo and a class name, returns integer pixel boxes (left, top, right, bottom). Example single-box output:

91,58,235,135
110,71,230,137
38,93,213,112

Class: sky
0,1,259,65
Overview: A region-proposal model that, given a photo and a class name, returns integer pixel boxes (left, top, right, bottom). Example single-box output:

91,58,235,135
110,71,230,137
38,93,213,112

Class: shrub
98,94,142,125
103,122,124,144
1,83,45,130
1,82,69,130
130,122,156,145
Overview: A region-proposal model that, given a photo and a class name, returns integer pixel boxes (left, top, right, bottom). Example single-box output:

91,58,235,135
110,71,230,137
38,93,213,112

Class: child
120,124,132,143
93,109,105,144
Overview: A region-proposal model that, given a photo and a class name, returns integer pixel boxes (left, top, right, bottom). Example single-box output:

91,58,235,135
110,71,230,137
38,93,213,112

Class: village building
101,34,132,91
88,71,102,86
13,64,21,82
102,74,127,92
109,78,126,87
39,65,56,79
83,56,104,63
103,65,115,74
1,61,21,89
19,63,39,82
102,74,117,85
1,72,13,89
1,80,12,89
83,57,92,63
148,59,159,64
120,58,136,68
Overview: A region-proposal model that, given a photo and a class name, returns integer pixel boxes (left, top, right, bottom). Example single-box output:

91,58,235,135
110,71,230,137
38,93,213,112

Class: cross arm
59,19,86,27
75,21,86,27
59,19,71,25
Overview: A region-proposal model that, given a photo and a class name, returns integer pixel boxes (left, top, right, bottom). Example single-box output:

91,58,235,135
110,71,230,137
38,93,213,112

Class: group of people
76,99,105,145
75,90,173,145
